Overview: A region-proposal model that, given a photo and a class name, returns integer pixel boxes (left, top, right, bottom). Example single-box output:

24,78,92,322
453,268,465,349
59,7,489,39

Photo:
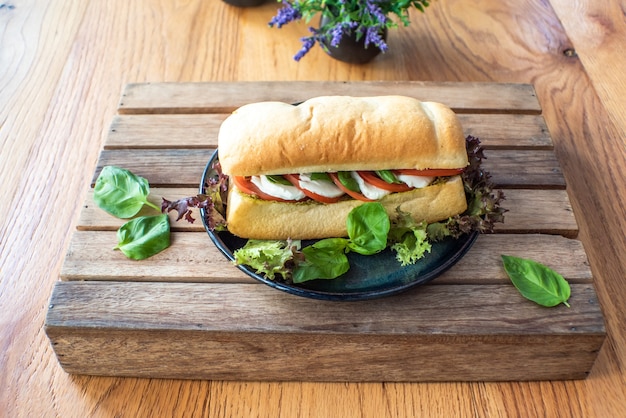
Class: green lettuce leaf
389,209,432,266
233,240,301,281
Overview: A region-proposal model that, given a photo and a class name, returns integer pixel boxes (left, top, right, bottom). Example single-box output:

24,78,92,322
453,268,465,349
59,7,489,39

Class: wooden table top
2,0,625,416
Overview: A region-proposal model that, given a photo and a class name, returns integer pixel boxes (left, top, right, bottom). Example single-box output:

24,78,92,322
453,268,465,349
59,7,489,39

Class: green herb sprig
93,166,170,260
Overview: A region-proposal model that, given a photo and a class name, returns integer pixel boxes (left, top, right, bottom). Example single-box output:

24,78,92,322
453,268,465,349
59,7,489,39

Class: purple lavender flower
269,4,302,28
294,28,320,61
330,23,345,47
364,26,388,52
365,0,388,25
267,0,430,60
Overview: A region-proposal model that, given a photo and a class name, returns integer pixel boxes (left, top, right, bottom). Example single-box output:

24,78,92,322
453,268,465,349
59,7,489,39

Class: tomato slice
394,168,464,177
283,174,344,204
231,176,298,202
328,173,374,202
357,171,413,193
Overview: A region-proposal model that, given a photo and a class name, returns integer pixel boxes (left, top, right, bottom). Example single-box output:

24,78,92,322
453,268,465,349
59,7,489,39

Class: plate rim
200,149,478,301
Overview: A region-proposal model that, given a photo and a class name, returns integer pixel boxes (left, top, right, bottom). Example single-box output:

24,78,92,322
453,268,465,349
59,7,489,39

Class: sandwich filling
231,168,464,204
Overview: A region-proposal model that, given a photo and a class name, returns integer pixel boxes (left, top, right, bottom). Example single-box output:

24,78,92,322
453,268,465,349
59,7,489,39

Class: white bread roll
217,95,469,240
218,96,468,176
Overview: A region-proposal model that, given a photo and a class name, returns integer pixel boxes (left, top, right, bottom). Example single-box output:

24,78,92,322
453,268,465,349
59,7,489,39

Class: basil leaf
309,237,349,251
337,171,361,192
114,214,171,260
310,172,332,182
265,175,292,186
347,202,390,255
94,166,161,218
293,238,350,283
375,170,401,184
501,255,571,307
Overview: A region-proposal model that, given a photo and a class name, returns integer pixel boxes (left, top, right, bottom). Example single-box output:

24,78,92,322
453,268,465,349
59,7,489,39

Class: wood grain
550,0,626,143
3,0,626,416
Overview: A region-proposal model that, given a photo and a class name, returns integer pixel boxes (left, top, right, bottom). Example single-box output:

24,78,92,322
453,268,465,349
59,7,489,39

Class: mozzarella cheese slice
396,173,434,189
298,174,344,198
251,175,306,200
351,172,391,200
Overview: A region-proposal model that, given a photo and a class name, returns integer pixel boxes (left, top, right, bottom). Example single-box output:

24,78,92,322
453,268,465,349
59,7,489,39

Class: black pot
222,0,267,7
319,15,387,64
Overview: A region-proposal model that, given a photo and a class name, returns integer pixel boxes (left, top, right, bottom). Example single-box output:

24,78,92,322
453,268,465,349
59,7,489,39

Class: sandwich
217,95,470,240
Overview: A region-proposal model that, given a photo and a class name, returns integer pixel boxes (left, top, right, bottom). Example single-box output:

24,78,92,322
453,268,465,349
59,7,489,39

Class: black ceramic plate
200,150,478,301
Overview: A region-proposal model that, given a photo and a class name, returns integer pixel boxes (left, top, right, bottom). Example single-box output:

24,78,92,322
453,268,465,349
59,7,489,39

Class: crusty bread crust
226,176,467,240
218,96,468,176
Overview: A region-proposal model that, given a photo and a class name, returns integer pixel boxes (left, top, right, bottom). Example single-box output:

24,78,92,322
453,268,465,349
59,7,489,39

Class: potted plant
269,0,432,63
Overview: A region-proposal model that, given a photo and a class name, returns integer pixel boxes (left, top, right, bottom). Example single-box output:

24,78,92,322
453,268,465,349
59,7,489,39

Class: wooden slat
442,234,591,283
61,231,249,283
77,188,578,236
45,281,604,381
92,149,214,187
106,114,229,149
494,188,577,237
104,113,552,150
458,114,552,149
92,149,566,188
60,232,592,284
482,149,565,188
45,281,605,335
118,81,542,115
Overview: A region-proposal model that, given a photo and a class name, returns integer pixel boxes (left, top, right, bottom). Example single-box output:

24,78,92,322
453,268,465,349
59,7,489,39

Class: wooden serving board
45,81,606,382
